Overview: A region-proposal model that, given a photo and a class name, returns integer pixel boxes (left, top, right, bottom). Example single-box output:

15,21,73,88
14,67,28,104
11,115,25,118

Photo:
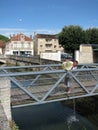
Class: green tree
58,25,86,55
0,34,9,42
85,28,98,44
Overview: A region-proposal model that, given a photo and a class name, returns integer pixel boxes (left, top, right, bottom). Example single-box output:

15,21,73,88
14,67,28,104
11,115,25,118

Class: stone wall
75,44,94,64
0,103,11,130
0,77,12,121
6,55,62,66
40,51,61,61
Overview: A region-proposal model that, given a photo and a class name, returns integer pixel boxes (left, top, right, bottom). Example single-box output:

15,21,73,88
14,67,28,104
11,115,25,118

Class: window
40,45,43,48
45,50,52,52
28,42,31,48
17,43,21,48
45,38,52,42
45,44,52,48
54,39,57,42
20,35,25,41
21,43,24,48
13,42,17,48
54,45,56,48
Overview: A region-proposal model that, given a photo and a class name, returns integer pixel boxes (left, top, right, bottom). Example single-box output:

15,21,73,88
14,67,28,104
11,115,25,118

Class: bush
9,120,19,130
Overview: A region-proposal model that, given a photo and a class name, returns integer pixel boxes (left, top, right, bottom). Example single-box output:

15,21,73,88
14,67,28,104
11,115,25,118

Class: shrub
9,120,19,130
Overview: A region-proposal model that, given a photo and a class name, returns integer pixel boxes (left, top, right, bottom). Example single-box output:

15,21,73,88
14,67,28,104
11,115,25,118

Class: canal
11,101,98,130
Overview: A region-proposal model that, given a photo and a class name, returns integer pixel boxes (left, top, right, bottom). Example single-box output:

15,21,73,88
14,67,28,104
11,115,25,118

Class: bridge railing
0,63,98,108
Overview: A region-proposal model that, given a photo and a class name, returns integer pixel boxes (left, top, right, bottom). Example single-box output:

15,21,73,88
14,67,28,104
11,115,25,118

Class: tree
58,25,86,55
85,28,98,44
0,34,9,42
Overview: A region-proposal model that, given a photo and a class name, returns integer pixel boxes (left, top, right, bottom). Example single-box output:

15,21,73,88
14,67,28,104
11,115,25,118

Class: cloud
32,29,61,34
0,28,25,31
0,28,61,37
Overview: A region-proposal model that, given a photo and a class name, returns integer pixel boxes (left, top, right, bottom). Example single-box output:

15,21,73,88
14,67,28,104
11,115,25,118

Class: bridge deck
11,81,98,107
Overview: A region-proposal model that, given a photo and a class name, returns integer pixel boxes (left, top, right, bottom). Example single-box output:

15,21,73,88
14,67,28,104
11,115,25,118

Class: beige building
33,33,64,55
5,33,33,55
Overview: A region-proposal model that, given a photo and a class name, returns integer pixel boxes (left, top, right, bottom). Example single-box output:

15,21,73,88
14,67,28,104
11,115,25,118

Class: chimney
10,34,11,39
34,32,37,36
30,35,32,39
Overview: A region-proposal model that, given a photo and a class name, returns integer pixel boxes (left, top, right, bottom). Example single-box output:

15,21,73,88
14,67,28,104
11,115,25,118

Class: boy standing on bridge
62,58,78,93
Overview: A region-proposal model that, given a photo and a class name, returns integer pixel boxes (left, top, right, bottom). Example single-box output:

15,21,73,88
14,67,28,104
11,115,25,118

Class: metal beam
2,69,40,102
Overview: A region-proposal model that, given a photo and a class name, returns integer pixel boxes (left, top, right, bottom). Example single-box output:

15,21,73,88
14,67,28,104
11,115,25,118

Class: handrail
0,67,98,77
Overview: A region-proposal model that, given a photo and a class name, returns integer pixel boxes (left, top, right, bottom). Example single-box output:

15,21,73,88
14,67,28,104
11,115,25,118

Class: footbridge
0,63,98,108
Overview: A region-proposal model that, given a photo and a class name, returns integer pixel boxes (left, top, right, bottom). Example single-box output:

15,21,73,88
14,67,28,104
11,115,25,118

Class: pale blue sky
0,0,98,37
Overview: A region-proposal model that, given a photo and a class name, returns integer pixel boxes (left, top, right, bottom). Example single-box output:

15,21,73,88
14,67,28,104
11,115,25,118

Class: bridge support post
0,77,12,120
75,44,94,64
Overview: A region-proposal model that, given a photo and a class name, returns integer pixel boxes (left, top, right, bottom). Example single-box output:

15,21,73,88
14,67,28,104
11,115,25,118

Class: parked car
61,53,72,61
21,54,33,57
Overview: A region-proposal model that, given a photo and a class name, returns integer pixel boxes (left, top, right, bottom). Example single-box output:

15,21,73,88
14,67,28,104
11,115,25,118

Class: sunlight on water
66,115,79,130
65,99,79,130
67,115,79,124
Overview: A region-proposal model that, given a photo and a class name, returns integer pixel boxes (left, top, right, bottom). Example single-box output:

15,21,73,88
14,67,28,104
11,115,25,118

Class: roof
10,33,33,41
35,34,58,39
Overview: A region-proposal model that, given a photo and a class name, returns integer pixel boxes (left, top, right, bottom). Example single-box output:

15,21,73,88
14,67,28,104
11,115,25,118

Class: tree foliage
58,25,98,54
0,34,9,42
85,28,98,44
58,25,86,53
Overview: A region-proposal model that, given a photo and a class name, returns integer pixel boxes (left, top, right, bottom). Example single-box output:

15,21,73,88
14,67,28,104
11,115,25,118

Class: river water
11,101,98,130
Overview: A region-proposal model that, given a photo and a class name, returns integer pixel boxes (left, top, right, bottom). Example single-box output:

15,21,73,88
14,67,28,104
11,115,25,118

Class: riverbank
62,96,98,128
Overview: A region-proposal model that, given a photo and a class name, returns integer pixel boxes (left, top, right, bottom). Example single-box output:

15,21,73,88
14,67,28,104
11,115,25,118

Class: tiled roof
35,34,58,39
10,33,33,41
0,41,5,48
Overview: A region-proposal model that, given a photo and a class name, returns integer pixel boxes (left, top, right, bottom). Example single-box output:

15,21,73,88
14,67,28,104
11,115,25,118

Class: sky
0,0,98,37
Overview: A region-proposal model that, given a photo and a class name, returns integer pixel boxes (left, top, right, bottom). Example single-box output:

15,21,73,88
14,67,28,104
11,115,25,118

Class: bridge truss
0,63,98,108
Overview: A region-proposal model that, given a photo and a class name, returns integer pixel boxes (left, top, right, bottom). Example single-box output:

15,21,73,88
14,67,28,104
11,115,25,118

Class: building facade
0,41,5,55
5,33,33,55
33,33,64,55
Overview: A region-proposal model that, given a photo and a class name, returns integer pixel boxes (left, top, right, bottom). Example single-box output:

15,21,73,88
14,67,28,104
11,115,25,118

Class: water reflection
12,102,97,130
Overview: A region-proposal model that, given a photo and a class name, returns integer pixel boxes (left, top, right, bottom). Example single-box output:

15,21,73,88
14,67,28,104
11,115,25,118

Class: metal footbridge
0,63,98,108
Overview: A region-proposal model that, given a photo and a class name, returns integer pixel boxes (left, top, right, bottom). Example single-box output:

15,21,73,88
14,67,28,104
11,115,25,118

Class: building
5,33,33,55
0,41,5,55
33,33,64,55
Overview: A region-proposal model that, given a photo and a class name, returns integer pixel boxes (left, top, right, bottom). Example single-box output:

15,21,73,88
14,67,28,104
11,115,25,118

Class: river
11,101,98,130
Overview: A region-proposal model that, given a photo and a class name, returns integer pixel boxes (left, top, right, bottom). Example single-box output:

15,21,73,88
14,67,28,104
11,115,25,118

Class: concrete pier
0,77,12,120
0,103,11,130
